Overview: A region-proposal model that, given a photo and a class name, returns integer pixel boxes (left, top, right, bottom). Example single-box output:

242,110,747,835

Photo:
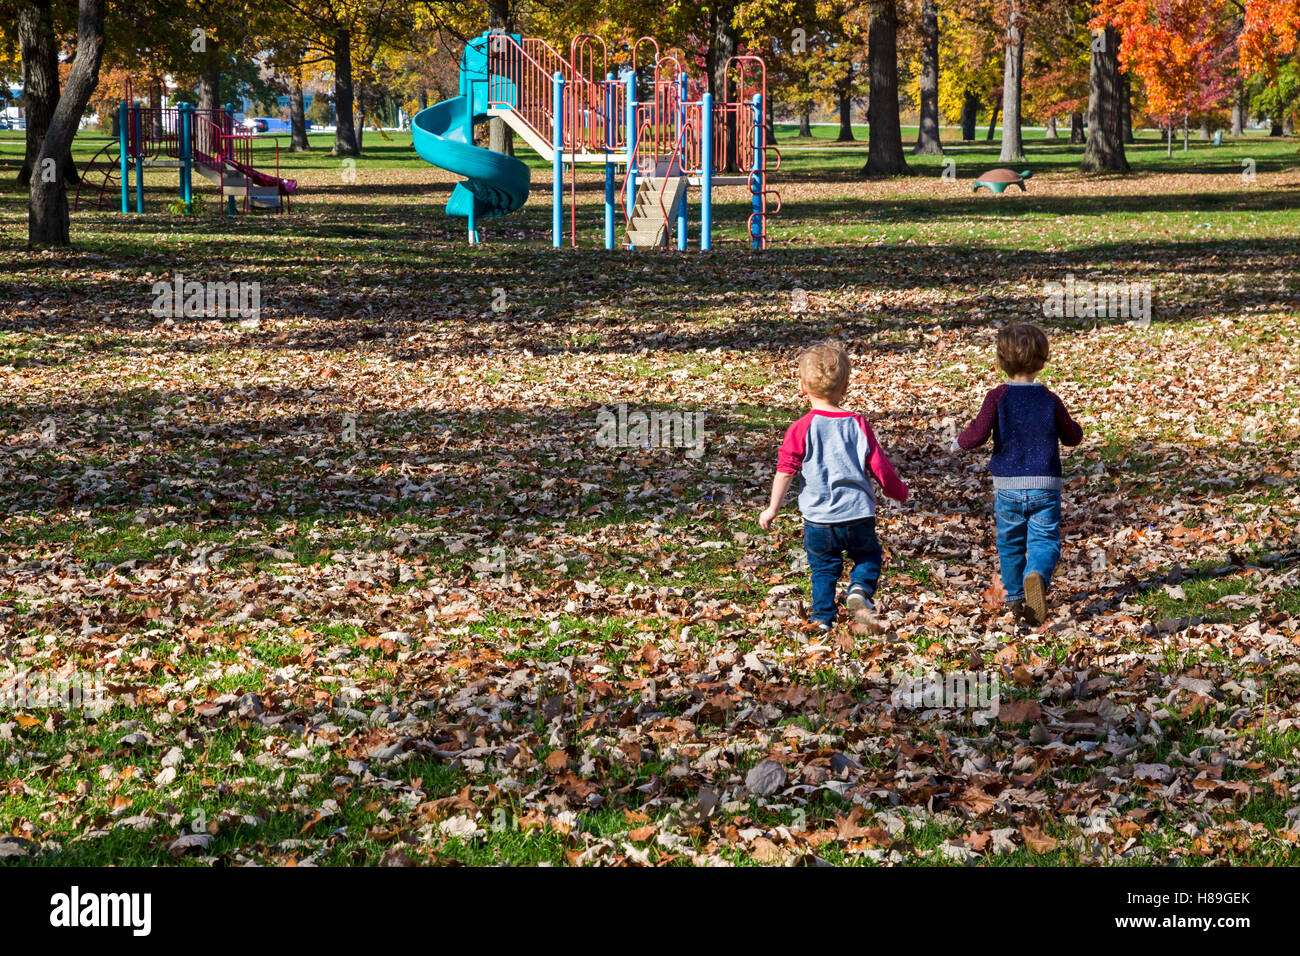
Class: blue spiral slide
412,32,530,238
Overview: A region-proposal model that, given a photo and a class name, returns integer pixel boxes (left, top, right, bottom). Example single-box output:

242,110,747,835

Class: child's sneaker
846,586,880,631
1023,573,1048,626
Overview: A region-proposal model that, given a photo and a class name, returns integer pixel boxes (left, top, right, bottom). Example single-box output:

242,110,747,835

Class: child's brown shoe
1023,573,1048,626
846,587,883,633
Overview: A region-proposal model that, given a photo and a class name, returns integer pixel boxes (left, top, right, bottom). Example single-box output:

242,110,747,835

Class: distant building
1,87,24,130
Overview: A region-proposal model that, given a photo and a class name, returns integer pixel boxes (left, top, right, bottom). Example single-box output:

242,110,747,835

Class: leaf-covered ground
1,128,1299,865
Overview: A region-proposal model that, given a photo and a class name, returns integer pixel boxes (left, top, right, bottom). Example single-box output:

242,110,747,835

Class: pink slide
226,157,297,195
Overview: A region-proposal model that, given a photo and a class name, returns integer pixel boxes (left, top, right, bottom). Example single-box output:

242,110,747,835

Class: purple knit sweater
958,382,1083,490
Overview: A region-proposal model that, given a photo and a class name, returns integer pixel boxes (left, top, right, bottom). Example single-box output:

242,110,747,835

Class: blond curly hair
797,340,851,400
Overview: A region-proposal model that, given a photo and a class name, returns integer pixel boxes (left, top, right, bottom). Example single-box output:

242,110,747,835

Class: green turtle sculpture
972,168,1033,193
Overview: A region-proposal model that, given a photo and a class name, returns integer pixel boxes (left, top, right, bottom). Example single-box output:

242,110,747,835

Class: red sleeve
776,415,810,475
958,385,1006,450
1052,392,1084,446
858,418,908,502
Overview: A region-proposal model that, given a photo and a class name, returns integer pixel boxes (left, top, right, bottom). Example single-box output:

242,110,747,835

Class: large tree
10,0,78,187
914,0,944,154
862,0,909,174
28,0,105,247
282,0,414,156
1080,23,1129,171
998,0,1025,160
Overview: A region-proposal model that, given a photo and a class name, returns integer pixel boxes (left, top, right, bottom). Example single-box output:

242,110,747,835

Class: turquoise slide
412,32,530,225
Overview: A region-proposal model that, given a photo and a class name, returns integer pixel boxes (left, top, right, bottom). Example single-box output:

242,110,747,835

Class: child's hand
758,506,778,531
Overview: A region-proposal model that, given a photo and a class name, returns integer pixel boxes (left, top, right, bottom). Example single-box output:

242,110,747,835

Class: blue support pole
701,93,713,252
552,72,563,248
133,105,144,213
179,104,192,205
604,74,615,250
119,101,129,213
750,93,764,250
625,72,637,249
467,95,478,244
677,74,688,251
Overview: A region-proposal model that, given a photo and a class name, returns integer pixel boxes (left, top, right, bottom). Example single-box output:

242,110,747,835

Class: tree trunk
798,104,812,137
960,90,978,140
1270,121,1283,136
861,0,909,176
1182,113,1189,151
985,100,999,140
150,75,165,138
709,1,740,171
1044,115,1057,139
197,49,220,113
998,0,1024,162
1285,112,1295,135
355,77,365,152
766,93,777,144
418,88,428,111
1080,26,1129,172
289,69,309,151
914,0,942,154
487,0,515,156
1122,73,1134,142
1230,79,1244,136
1198,119,1211,140
29,0,106,247
332,28,360,156
1070,110,1084,143
836,87,855,141
17,0,76,187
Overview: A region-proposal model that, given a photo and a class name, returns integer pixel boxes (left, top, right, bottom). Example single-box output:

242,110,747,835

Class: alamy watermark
1042,274,1152,325
891,667,1001,719
49,886,151,936
1,669,108,712
595,404,707,459
150,273,260,321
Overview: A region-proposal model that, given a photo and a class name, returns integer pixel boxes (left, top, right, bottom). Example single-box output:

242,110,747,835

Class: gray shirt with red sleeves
777,410,908,523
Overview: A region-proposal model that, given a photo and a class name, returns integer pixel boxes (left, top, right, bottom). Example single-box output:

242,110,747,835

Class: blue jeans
803,517,882,626
994,489,1062,602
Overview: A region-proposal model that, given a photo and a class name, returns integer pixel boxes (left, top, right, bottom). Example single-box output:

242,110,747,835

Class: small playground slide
412,96,530,220
193,153,297,196
226,157,297,196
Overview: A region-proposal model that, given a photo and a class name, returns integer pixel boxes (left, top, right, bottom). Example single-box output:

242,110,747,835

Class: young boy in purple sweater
759,341,909,632
959,323,1083,626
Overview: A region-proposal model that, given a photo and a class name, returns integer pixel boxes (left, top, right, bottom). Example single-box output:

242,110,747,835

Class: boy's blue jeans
994,489,1062,602
803,517,882,626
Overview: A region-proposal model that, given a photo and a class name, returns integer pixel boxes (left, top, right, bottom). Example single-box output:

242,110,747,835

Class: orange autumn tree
1240,0,1300,72
1095,0,1238,151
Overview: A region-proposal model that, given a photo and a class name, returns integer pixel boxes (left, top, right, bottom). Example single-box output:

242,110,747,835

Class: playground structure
973,168,1033,194
412,31,780,250
75,80,297,215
